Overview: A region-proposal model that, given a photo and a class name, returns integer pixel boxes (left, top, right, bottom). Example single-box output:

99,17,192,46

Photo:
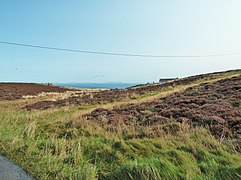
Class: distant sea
55,83,140,89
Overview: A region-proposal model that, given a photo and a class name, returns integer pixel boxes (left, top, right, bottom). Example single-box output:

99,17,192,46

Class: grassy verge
1,110,241,179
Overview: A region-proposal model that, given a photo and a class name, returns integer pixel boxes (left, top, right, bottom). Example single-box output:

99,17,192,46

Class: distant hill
0,83,72,100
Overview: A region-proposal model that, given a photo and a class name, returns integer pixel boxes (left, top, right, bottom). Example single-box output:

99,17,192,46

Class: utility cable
1,40,241,58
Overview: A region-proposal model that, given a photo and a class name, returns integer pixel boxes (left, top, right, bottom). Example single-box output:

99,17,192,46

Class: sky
0,1,241,83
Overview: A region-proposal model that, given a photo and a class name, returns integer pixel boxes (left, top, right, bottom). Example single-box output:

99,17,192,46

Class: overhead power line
0,40,241,58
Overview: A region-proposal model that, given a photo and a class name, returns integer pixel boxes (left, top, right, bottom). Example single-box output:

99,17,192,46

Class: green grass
0,71,241,179
1,104,241,179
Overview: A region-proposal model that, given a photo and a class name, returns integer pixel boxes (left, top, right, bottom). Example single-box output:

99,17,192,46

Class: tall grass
0,103,241,179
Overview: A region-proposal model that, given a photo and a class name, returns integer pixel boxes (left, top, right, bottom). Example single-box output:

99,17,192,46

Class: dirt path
0,156,32,180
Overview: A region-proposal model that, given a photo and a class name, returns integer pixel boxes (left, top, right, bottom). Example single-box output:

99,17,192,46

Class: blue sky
1,1,241,83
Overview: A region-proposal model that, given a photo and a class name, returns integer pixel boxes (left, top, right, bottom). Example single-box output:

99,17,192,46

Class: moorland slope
0,69,240,179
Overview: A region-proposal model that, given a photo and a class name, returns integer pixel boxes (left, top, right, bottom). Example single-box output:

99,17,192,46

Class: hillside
86,75,241,138
0,70,241,179
0,83,74,100
24,69,240,110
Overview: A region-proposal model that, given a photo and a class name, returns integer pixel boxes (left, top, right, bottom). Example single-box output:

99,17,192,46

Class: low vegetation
0,70,241,179
24,69,241,110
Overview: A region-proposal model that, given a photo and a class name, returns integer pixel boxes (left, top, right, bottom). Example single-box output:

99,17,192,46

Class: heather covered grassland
0,70,241,179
